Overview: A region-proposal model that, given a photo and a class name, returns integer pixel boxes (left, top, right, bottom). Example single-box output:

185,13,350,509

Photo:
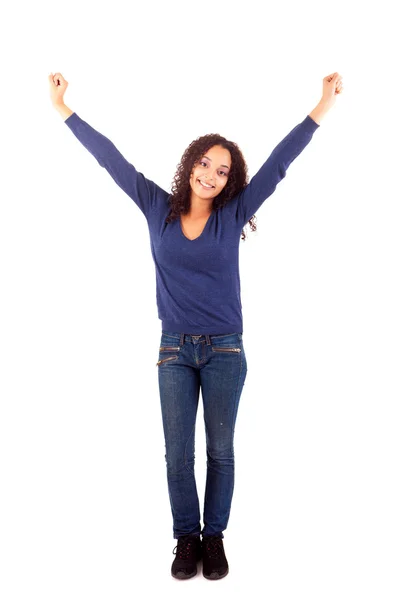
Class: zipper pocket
156,355,178,367
159,346,180,352
211,347,241,353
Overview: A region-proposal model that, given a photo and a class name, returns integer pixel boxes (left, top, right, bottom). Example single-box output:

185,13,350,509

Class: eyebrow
203,155,230,170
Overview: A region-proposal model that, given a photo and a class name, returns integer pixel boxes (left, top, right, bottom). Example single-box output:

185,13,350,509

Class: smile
198,179,214,189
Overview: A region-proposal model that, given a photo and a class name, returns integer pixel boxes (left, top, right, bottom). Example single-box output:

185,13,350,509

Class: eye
199,161,228,176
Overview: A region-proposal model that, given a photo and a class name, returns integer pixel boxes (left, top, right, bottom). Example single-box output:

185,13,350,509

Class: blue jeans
157,330,248,539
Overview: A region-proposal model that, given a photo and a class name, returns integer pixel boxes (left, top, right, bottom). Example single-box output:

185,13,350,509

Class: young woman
48,71,343,580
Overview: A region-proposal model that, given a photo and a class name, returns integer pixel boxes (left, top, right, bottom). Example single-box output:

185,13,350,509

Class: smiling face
189,144,232,210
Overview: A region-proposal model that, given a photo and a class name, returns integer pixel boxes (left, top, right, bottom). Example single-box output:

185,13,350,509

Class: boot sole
171,558,202,579
203,567,229,580
172,568,197,579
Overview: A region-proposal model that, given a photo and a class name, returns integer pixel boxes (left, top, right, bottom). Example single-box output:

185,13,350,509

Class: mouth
198,179,215,190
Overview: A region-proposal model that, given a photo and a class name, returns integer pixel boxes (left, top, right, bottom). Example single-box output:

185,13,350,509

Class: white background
1,0,399,598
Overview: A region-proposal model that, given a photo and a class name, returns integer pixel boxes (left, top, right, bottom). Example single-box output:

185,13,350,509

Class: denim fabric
157,330,248,539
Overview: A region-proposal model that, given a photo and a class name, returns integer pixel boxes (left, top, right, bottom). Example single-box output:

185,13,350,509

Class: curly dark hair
166,133,257,241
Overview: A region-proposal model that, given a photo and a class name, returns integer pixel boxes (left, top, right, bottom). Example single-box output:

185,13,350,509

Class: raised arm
48,72,169,220
53,102,74,121
236,72,344,227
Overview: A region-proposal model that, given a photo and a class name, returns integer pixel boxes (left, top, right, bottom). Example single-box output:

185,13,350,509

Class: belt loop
205,334,211,345
180,332,185,347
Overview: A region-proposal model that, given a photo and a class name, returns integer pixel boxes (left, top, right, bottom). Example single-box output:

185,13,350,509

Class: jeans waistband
161,330,242,346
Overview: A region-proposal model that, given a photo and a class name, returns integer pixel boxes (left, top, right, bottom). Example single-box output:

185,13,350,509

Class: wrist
53,102,73,121
308,99,331,125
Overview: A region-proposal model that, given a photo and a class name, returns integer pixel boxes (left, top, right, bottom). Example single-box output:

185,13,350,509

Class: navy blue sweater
64,112,319,334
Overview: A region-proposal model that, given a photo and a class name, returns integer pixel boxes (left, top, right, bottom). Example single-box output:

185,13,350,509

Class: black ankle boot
171,534,202,579
202,535,229,579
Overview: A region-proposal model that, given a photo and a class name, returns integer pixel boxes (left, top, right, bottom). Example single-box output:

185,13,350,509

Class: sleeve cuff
305,114,320,130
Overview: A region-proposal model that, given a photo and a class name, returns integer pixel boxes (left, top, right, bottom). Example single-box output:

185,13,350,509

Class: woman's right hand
48,72,68,106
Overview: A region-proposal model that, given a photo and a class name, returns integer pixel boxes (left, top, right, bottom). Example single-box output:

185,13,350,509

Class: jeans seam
184,421,196,475
229,342,244,453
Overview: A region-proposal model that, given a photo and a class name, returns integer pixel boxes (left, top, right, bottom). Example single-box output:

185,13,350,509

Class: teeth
199,180,213,188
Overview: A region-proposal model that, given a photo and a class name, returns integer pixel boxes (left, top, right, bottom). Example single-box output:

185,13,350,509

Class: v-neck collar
180,212,213,242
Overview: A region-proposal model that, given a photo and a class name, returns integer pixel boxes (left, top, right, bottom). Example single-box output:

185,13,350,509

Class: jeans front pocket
156,341,181,367
210,332,243,355
211,346,242,353
159,346,180,352
156,355,179,367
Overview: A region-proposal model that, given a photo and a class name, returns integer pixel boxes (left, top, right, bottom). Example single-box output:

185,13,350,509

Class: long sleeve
64,113,169,220
236,115,320,226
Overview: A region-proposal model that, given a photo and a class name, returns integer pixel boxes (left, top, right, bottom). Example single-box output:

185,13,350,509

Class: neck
188,196,213,217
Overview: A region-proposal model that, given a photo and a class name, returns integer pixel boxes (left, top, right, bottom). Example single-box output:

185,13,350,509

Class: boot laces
172,535,198,559
203,536,223,559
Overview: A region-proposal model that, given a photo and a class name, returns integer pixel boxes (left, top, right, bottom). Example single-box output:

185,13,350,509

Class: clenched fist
48,72,68,106
321,72,344,110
